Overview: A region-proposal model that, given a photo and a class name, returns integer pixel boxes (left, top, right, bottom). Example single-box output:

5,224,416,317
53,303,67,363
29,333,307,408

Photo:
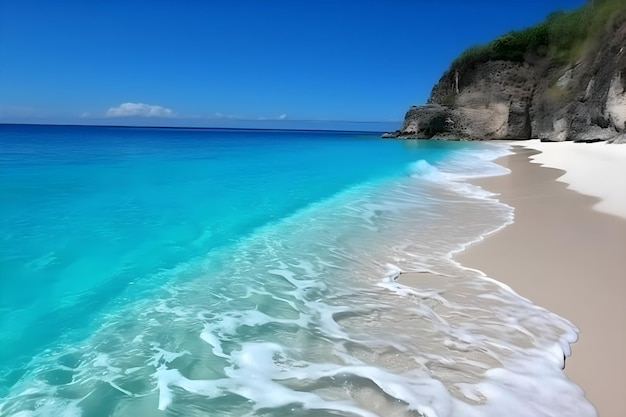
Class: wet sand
456,145,626,417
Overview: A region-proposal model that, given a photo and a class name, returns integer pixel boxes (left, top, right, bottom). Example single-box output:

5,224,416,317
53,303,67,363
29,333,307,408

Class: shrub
449,0,626,71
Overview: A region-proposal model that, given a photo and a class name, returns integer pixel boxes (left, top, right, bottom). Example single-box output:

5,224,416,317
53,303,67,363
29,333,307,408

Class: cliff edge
391,0,626,142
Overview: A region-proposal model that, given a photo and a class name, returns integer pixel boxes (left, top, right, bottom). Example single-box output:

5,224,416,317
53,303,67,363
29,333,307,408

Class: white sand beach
522,140,626,219
457,141,626,417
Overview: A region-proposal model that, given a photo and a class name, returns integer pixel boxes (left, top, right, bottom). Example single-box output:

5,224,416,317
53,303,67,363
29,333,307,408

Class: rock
605,71,626,131
608,132,626,144
573,138,606,143
395,19,626,142
555,68,574,89
399,104,458,138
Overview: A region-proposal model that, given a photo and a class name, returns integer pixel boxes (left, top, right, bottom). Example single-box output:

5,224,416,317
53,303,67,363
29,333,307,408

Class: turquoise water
0,125,595,417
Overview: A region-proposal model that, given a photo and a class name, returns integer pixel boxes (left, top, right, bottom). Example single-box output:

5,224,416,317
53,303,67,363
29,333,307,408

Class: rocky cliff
392,3,626,142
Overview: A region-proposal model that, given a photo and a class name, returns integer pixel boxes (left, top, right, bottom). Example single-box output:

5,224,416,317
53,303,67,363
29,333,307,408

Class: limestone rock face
397,20,626,142
609,132,626,144
606,72,626,131
399,105,457,138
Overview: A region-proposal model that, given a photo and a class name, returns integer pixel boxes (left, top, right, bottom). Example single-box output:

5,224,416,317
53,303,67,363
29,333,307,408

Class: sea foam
0,137,595,417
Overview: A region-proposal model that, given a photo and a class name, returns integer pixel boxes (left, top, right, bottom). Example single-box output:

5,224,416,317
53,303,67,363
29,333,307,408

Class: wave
0,143,595,417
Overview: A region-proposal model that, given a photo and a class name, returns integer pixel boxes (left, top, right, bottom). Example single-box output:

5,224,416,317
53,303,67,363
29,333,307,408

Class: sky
0,0,587,131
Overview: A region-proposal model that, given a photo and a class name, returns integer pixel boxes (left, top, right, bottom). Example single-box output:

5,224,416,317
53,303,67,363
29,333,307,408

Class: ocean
0,125,594,417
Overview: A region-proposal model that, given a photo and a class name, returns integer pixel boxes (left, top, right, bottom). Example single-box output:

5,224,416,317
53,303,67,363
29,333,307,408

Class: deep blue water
0,125,593,417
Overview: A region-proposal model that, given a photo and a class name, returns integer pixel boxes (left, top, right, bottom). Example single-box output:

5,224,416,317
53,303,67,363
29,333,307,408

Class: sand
522,139,626,220
456,142,626,417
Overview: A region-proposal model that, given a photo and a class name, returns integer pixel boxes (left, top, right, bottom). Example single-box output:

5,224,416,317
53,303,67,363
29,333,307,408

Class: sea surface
0,125,595,417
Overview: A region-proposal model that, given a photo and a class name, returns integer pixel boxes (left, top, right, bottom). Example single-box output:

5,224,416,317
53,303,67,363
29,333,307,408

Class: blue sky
1,0,586,130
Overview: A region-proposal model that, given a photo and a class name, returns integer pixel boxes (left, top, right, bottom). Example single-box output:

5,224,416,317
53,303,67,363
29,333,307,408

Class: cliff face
396,18,626,142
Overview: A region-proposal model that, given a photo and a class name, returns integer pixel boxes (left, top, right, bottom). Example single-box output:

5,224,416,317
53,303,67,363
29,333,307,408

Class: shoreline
455,144,626,417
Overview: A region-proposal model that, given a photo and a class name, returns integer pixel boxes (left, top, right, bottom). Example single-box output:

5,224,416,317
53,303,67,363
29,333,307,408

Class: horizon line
0,122,393,134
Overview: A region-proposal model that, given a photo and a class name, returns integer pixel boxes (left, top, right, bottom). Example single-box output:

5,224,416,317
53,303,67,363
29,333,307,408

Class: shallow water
0,125,595,416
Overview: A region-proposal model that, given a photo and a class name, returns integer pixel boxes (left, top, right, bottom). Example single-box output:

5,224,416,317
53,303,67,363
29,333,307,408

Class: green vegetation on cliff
451,0,626,71
409,0,626,141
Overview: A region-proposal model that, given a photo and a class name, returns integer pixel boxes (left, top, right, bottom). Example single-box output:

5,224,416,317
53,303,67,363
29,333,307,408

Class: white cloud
258,114,287,121
214,112,237,119
106,102,174,118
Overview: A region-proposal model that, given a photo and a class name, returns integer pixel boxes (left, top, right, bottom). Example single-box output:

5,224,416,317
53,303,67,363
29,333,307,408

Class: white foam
200,326,228,358
410,159,448,181
0,141,596,417
155,365,177,410
408,145,512,203
154,342,382,416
